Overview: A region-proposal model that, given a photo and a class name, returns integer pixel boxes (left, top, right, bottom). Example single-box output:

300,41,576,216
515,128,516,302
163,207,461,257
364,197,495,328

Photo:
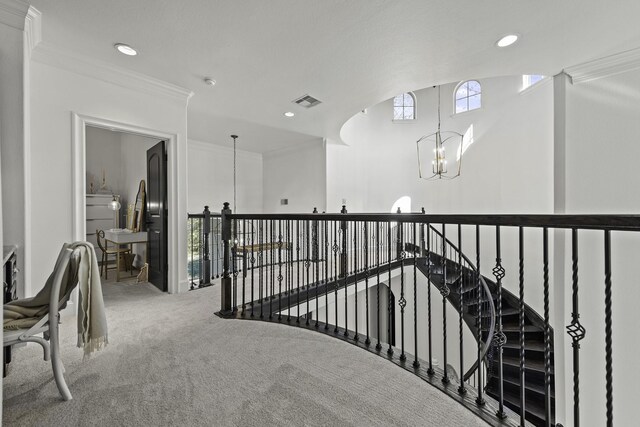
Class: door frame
71,112,181,294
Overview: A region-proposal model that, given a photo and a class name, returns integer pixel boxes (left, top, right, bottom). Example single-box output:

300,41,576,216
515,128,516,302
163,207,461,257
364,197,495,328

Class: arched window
393,92,416,120
454,80,481,114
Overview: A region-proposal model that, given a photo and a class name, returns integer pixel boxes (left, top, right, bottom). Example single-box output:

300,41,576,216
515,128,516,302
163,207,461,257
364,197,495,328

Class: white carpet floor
3,278,488,426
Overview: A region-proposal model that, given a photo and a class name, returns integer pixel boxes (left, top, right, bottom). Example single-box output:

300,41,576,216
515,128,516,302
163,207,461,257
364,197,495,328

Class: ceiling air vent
293,94,322,108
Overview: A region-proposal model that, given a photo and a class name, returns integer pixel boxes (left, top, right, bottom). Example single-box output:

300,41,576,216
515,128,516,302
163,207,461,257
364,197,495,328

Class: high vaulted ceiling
30,0,640,151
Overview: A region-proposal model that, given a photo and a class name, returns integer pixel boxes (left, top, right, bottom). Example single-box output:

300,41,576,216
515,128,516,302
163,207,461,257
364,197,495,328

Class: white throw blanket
3,242,108,357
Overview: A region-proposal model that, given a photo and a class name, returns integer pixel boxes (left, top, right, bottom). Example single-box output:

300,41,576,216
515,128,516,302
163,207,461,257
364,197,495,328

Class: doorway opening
83,125,168,292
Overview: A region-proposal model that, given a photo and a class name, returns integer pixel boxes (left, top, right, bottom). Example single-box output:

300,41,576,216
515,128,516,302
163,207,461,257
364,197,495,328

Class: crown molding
0,0,28,30
188,139,263,159
31,42,194,104
564,47,640,84
24,6,41,57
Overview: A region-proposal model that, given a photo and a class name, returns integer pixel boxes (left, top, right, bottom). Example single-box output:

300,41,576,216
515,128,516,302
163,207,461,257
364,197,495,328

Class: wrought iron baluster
242,219,246,314
518,226,526,425
475,225,485,405
334,221,339,333
325,219,329,330
566,229,585,427
399,221,406,361
343,217,349,336
458,224,466,394
387,221,393,355
232,219,238,313
427,222,434,375
297,220,301,323
354,221,359,341
277,220,283,321
441,224,450,384
493,226,506,419
543,227,551,425
604,230,613,427
376,221,382,351
250,220,255,317
259,220,264,319
303,220,310,325
268,220,273,318
413,222,420,368
286,220,291,322
365,221,371,345
312,209,319,328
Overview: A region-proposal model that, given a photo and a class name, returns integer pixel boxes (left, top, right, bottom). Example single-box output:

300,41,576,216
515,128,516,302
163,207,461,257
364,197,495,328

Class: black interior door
147,141,167,292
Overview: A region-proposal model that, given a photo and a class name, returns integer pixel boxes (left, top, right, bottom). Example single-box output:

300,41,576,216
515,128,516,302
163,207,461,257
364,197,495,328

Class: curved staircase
417,245,555,427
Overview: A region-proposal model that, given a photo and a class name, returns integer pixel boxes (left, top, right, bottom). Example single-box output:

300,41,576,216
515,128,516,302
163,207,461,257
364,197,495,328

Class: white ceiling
30,0,640,151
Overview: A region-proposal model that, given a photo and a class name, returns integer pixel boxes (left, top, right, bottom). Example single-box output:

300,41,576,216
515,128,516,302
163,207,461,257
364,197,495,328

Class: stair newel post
475,224,485,405
566,228,585,427
458,223,466,395
518,226,526,425
426,221,434,376
340,205,347,278
203,206,211,286
413,222,420,368
493,226,507,419
220,202,233,316
441,224,450,384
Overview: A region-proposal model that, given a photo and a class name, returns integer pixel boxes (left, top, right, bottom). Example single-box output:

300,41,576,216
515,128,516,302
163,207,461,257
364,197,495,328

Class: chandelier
416,86,463,180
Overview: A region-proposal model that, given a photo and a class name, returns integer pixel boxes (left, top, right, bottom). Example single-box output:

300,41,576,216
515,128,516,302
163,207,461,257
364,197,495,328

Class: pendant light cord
437,85,441,132
231,135,238,213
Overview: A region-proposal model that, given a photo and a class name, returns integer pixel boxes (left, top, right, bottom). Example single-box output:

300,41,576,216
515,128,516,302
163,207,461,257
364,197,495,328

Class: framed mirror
133,180,146,232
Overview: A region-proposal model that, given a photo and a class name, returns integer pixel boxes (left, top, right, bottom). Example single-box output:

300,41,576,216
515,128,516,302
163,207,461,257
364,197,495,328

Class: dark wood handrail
225,213,640,231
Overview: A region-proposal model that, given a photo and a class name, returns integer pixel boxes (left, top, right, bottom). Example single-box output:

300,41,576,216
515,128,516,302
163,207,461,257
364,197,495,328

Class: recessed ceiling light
283,112,295,117
204,78,216,86
114,43,137,56
496,34,519,48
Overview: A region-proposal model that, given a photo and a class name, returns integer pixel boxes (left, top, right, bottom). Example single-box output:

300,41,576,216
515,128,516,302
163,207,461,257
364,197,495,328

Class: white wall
187,140,263,214
0,13,26,297
86,126,122,197
556,67,640,427
262,140,327,213
333,76,554,214
332,77,554,313
28,56,189,295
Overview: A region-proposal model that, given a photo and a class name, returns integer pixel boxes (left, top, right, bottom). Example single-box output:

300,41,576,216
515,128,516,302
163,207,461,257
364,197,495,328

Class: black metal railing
215,203,640,427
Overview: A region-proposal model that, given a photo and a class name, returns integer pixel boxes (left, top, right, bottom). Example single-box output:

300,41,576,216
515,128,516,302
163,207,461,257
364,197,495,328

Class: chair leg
49,314,72,401
19,336,51,361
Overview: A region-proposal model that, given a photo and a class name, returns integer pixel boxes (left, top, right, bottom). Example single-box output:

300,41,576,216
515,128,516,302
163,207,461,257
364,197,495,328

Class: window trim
392,91,417,122
453,80,482,115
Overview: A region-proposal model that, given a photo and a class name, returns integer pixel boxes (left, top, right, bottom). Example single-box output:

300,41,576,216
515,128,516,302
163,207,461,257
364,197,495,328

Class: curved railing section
209,205,640,427
425,224,496,384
